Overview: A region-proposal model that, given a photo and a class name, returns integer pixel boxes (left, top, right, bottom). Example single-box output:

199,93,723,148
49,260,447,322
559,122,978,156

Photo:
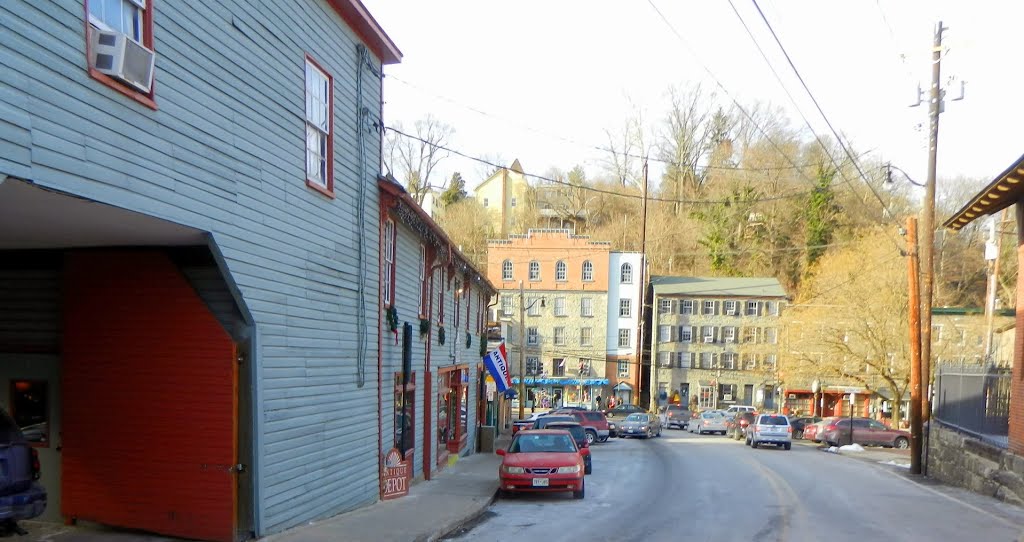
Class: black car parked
727,412,757,440
788,416,822,439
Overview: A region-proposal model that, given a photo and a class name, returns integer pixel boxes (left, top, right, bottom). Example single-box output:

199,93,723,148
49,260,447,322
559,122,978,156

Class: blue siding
1,0,390,536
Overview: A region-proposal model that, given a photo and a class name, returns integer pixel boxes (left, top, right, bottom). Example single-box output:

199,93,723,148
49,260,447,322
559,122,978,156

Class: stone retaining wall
928,423,1024,506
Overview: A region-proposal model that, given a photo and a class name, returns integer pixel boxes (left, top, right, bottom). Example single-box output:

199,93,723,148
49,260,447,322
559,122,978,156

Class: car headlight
501,466,525,474
609,423,616,429
640,426,648,431
556,465,581,474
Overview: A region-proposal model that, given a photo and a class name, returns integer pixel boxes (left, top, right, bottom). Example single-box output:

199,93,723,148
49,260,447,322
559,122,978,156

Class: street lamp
811,379,821,417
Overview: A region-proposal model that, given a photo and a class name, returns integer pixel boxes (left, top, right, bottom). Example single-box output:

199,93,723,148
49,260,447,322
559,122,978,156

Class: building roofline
944,152,1024,231
327,0,402,65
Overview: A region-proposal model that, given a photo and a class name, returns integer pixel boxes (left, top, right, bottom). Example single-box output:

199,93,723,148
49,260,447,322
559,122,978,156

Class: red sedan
496,429,585,499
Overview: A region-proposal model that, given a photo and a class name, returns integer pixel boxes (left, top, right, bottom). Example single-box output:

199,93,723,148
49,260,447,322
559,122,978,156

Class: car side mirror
496,449,507,456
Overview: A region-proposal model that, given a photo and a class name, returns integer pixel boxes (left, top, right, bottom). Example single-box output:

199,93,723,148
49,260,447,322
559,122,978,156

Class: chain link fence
934,363,1011,448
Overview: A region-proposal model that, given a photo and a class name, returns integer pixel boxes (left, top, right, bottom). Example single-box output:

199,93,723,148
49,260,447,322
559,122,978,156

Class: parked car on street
513,410,556,434
665,405,691,429
603,404,647,420
821,417,911,449
0,408,46,526
544,422,592,474
724,405,757,416
531,415,577,430
727,412,757,440
691,411,728,435
748,414,792,449
618,412,662,438
551,409,612,443
496,430,585,499
803,417,837,442
787,416,822,439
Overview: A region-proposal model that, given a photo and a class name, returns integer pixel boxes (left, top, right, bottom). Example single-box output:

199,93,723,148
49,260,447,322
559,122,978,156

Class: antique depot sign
381,448,410,500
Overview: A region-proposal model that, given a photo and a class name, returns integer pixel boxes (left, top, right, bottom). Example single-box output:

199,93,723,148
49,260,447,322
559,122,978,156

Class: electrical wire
386,126,813,205
748,0,896,221
388,74,832,173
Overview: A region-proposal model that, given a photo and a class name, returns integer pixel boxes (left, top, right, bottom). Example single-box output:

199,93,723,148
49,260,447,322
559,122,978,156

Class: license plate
532,478,549,487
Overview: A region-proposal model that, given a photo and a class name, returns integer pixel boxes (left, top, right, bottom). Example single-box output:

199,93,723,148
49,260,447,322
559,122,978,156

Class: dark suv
727,412,757,440
544,422,593,474
0,408,46,526
552,410,612,443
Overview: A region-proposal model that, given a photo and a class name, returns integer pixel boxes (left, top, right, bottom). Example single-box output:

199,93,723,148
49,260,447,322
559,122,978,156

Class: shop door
62,251,237,542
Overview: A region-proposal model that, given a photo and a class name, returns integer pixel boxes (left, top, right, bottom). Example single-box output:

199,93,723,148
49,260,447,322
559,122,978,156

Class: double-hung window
527,327,539,346
658,325,671,343
700,352,714,369
526,357,541,375
501,295,513,316
527,297,542,317
658,299,672,314
553,327,566,346
702,326,716,343
305,57,333,193
418,245,428,317
582,260,594,281
554,297,566,317
724,300,738,315
620,299,632,317
382,219,395,306
555,261,567,282
618,329,631,348
86,0,156,104
681,300,694,315
620,263,633,284
723,326,737,343
88,0,145,41
618,360,629,377
581,297,594,317
528,261,541,281
580,327,593,347
746,300,760,316
703,300,715,315
721,353,736,370
501,259,513,281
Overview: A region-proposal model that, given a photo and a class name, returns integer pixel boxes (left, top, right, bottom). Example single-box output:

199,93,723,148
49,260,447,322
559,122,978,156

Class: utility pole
919,21,953,422
639,160,650,408
907,217,923,475
518,279,526,420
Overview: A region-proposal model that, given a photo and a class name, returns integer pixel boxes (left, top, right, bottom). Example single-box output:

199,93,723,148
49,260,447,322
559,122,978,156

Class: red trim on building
304,53,335,196
324,0,402,65
82,0,158,109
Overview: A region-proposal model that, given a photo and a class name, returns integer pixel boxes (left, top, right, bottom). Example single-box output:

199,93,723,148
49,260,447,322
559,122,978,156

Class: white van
724,405,756,415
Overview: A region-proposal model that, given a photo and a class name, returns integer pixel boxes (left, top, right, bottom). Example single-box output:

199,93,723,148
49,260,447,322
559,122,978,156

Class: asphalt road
446,429,1024,542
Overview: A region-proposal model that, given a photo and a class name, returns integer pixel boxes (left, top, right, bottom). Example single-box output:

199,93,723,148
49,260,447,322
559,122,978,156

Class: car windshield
702,412,720,419
510,433,577,453
548,424,585,440
624,413,646,422
760,416,788,425
536,416,574,428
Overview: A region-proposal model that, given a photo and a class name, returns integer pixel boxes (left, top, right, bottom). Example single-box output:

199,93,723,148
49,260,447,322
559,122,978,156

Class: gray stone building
648,277,788,411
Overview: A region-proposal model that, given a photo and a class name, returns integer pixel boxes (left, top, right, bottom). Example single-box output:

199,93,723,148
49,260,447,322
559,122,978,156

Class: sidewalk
264,429,513,542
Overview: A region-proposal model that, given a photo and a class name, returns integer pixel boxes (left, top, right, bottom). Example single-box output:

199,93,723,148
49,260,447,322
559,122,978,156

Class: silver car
747,414,792,450
618,413,662,439
691,411,728,435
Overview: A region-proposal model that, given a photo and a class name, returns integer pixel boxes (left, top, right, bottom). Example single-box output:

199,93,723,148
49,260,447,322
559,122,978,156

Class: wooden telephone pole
906,217,923,475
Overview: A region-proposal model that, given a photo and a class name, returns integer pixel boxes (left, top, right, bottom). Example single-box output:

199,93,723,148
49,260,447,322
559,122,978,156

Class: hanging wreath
385,306,399,345
465,332,472,349
419,318,431,338
438,326,446,345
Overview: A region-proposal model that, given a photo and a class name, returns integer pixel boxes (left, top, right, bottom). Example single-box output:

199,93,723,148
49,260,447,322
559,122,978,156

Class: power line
748,0,896,220
386,126,813,205
386,74,826,173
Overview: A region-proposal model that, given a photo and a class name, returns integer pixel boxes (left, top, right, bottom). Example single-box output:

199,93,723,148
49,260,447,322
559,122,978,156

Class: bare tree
602,101,650,189
383,115,454,205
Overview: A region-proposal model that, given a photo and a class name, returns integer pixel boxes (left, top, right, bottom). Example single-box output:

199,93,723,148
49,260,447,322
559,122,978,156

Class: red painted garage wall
62,251,237,542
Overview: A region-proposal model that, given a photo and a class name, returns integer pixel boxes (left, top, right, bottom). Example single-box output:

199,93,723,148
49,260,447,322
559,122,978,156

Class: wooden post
907,217,923,475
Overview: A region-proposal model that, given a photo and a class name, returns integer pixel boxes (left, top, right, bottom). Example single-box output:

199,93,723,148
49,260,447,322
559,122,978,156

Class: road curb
425,489,499,542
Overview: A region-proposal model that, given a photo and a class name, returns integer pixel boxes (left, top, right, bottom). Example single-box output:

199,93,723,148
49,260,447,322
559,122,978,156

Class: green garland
385,306,399,332
465,332,472,349
419,318,431,338
479,334,487,357
438,326,446,345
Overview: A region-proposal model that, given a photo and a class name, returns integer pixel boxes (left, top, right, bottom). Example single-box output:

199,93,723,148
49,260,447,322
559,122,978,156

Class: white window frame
501,295,513,316
618,360,629,377
581,297,594,317
658,299,672,314
746,300,760,316
702,326,716,343
618,329,631,348
417,244,426,316
555,261,567,281
723,326,736,343
382,219,395,306
768,301,780,316
744,354,757,371
620,263,633,284
703,300,715,315
620,298,632,317
88,0,145,42
581,327,593,347
554,297,566,317
765,327,778,344
582,260,594,281
742,327,757,344
483,198,489,208
657,351,671,368
676,352,693,368
511,196,517,208
658,325,671,343
527,297,541,317
721,353,736,370
526,356,541,375
553,326,566,346
680,326,693,343
528,261,540,281
304,59,331,189
764,354,777,371
725,300,738,315
700,352,714,369
501,259,513,281
527,327,539,346
681,300,694,315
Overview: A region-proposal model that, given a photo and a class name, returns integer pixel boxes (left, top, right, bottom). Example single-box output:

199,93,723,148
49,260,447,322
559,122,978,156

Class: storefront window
10,380,48,446
394,373,415,455
459,376,468,441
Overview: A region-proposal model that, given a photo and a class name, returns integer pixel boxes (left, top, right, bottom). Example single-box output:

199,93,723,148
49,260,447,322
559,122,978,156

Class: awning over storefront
511,377,610,386
613,382,632,391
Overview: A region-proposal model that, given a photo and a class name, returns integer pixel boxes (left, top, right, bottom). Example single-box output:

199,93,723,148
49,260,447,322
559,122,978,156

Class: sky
361,0,1024,197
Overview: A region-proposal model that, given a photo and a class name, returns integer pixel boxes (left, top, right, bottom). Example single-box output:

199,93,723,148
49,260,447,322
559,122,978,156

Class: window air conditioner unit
703,337,714,343
723,394,733,401
90,28,156,93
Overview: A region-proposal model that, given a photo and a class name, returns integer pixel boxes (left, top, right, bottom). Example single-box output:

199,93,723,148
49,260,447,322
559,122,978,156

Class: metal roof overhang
944,152,1024,231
